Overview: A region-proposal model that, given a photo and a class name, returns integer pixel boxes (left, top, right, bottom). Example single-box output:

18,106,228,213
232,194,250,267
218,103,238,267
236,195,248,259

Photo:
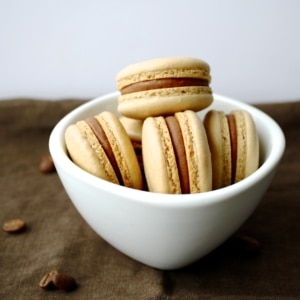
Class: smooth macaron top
65,111,143,189
116,57,211,91
142,110,212,194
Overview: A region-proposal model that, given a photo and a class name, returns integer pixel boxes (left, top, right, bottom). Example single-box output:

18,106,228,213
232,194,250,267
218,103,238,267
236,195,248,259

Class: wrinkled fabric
0,99,299,300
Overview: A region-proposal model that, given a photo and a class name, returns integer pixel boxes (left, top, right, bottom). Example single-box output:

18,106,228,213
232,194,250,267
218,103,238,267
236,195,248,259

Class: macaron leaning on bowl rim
65,111,143,189
203,109,259,189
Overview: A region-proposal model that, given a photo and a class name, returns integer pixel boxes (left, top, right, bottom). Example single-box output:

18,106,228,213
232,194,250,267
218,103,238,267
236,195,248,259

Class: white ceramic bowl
49,92,285,270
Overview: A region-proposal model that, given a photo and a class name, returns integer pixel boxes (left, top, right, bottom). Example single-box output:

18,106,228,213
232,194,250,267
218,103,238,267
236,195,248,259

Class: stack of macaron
65,57,259,194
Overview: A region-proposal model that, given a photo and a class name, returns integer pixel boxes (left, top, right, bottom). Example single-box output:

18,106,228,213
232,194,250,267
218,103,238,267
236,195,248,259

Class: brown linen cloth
0,99,299,300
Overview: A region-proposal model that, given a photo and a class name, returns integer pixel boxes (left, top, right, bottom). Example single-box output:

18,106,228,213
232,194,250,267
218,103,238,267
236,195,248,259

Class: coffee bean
52,272,77,292
2,218,26,233
39,270,77,292
39,270,58,290
39,154,55,174
234,235,261,255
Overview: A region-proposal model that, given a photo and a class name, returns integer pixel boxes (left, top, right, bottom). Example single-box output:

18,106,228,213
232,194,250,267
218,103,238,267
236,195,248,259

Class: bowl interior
49,92,285,205
49,92,285,269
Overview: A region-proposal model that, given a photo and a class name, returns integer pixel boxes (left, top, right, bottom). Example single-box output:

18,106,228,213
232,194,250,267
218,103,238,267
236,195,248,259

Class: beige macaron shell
119,116,143,142
232,110,259,183
118,86,213,119
95,111,143,189
142,116,181,194
175,110,212,193
117,57,213,119
203,110,232,189
116,56,211,90
65,122,119,184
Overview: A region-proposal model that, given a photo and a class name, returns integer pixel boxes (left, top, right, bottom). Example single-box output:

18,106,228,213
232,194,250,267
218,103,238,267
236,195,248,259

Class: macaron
142,110,212,194
119,116,148,190
203,109,259,189
65,111,143,190
116,57,213,119
119,116,143,167
119,116,143,143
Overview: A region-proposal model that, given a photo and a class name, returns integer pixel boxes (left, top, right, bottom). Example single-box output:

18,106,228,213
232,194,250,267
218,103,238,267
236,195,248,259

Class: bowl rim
49,92,285,208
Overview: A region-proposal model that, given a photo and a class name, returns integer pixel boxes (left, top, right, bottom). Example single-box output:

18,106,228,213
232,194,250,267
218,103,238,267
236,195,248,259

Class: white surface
1,0,300,103
49,92,285,269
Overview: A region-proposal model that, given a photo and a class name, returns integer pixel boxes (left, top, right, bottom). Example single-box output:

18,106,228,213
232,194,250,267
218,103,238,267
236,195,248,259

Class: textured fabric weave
0,99,299,299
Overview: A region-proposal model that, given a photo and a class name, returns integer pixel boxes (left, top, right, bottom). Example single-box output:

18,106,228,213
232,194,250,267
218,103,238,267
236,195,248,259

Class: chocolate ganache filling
165,116,190,194
121,78,209,95
226,114,237,184
85,117,124,185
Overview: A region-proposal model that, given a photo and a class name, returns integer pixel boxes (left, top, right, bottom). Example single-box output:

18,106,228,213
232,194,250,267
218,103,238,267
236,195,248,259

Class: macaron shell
203,110,232,189
175,110,212,193
233,110,259,182
116,57,211,90
65,122,118,184
142,116,181,194
118,87,213,119
95,111,143,189
119,116,143,142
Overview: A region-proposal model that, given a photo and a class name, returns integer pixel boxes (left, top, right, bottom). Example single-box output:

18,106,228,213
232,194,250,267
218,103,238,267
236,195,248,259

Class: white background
1,0,300,103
